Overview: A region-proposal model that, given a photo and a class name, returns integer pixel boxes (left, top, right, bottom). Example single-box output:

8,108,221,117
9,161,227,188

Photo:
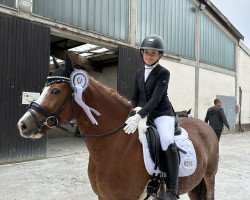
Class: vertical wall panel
118,46,143,99
200,13,236,70
217,95,236,129
137,0,196,59
33,0,129,41
0,13,50,164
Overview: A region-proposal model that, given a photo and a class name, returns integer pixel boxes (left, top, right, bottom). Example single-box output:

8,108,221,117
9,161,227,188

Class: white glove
124,114,142,134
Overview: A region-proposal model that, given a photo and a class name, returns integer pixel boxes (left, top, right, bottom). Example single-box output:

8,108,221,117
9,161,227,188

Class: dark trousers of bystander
213,129,222,141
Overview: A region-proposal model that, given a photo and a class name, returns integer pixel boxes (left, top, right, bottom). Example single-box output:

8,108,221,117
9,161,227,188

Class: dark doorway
0,14,50,163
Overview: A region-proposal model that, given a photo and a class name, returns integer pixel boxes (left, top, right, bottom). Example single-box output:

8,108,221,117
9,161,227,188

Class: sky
211,0,250,48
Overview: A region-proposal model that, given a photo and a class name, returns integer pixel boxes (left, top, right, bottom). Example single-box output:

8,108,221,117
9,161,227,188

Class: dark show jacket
204,106,230,130
131,64,175,120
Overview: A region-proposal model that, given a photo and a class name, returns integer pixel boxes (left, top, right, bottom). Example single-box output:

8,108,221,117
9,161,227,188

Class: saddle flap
145,126,166,171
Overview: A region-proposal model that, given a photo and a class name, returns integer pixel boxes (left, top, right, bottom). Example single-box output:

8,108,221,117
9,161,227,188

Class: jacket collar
144,64,161,82
144,62,158,69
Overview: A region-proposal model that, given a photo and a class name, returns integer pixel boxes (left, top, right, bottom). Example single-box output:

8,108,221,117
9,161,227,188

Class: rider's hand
124,114,142,134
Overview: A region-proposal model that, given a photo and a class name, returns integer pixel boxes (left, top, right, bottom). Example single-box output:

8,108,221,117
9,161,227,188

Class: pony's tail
189,178,207,200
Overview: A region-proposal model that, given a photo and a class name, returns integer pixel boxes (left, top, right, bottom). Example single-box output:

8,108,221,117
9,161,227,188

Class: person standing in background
205,98,230,141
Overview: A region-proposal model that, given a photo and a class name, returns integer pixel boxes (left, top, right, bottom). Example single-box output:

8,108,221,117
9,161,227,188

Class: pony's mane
90,77,131,108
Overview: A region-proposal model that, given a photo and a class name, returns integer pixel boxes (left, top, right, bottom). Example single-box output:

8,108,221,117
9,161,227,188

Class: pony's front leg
88,158,99,196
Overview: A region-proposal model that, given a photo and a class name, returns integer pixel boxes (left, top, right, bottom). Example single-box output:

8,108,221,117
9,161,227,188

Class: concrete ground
0,132,250,200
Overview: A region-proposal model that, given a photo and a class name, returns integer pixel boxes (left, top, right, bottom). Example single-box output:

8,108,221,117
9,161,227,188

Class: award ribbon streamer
74,86,101,125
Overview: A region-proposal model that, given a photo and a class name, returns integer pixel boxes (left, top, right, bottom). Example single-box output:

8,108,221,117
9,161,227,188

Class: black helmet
140,35,164,52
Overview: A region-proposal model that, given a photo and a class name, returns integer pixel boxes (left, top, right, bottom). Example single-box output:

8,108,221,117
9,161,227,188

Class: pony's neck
74,78,131,156
75,78,131,152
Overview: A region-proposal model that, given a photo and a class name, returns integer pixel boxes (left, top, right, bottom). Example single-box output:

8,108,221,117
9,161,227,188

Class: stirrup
154,182,167,200
155,184,179,200
155,192,178,200
165,189,179,200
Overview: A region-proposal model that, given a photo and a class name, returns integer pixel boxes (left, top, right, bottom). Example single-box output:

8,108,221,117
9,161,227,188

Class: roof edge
239,40,250,56
202,0,244,40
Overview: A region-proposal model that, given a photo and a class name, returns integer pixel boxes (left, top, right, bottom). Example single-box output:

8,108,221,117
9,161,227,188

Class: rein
54,110,130,139
74,106,133,138
79,112,130,138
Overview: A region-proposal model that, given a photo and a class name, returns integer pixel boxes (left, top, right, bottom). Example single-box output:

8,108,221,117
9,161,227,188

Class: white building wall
198,68,235,120
87,51,250,129
238,43,250,124
89,58,197,117
160,59,196,115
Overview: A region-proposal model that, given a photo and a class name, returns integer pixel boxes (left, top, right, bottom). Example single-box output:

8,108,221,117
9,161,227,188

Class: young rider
124,35,179,199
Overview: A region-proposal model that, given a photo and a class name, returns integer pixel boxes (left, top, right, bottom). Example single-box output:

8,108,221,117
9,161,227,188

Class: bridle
27,76,130,138
27,77,74,134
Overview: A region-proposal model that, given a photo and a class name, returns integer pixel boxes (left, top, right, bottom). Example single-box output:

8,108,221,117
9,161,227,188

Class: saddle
145,116,182,172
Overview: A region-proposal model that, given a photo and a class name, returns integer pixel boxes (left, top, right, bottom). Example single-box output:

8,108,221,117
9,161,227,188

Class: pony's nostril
20,122,27,131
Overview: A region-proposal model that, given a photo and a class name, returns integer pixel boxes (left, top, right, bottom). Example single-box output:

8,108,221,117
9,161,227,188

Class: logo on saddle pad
184,159,194,169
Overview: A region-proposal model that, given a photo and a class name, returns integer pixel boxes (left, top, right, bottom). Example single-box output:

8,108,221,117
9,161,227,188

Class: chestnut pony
17,55,218,200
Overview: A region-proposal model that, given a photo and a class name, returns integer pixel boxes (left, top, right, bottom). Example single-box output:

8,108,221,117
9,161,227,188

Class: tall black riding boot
157,143,179,200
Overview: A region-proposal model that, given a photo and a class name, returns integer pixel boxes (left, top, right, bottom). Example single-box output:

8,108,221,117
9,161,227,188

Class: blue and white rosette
70,69,101,125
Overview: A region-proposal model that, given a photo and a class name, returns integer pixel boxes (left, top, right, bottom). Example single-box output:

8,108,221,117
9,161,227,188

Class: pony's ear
187,109,192,114
65,53,74,76
52,56,61,69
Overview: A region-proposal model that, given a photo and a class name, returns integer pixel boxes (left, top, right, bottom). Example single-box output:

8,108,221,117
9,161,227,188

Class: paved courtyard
0,132,250,200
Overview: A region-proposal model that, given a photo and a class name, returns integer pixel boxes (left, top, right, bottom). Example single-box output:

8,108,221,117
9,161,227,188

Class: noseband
27,77,73,133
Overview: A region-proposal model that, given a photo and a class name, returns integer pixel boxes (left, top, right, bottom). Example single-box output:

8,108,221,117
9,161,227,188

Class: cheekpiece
70,69,89,91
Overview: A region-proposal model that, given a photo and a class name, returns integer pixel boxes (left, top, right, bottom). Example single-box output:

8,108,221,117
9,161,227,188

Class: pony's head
176,108,192,118
17,54,75,139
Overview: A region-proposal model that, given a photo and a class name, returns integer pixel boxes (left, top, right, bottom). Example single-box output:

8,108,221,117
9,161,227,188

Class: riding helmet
140,35,164,52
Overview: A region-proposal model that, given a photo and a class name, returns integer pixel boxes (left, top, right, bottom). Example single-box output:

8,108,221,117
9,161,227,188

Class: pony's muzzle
18,121,27,133
17,112,43,138
18,120,35,138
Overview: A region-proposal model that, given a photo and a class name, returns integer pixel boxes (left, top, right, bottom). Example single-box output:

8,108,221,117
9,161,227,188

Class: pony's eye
51,88,61,95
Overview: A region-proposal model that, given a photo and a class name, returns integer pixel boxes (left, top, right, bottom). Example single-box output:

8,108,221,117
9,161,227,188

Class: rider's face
143,50,161,65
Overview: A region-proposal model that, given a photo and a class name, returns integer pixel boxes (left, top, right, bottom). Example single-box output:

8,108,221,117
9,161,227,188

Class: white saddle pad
140,128,197,177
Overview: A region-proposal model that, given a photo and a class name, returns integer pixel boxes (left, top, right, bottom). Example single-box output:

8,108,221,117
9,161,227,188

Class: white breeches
154,116,175,151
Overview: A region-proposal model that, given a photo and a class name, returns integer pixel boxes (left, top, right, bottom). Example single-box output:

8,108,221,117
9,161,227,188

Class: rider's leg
154,116,179,199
